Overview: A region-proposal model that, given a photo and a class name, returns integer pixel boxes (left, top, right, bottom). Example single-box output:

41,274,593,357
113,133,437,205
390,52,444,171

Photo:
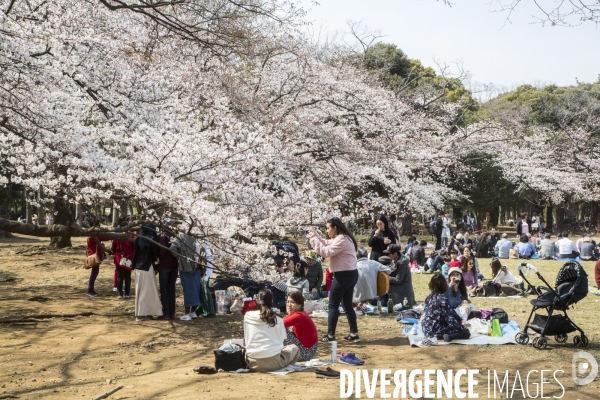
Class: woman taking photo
283,292,318,361
309,217,359,343
444,267,469,309
367,214,396,261
245,290,299,372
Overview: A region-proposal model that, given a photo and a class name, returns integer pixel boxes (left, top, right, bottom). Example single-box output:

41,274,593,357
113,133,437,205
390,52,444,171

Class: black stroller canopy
555,261,589,300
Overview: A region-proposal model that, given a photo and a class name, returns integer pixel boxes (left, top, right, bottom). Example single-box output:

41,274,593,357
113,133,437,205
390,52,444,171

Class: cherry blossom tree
1,0,472,278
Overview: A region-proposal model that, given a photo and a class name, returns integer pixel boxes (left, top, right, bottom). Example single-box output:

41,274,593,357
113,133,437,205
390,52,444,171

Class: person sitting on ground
368,214,397,261
460,257,478,291
449,249,461,268
244,289,300,372
515,234,536,259
404,235,416,255
556,232,579,258
303,250,324,299
459,247,480,274
579,235,598,261
490,259,525,295
425,251,444,272
488,227,501,249
444,267,469,309
416,274,471,347
475,233,492,259
410,240,427,267
283,292,318,362
494,233,514,259
386,244,415,308
352,246,391,313
538,233,557,260
441,257,451,276
286,260,311,299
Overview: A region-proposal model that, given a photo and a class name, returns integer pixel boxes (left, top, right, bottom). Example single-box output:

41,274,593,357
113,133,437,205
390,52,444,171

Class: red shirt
325,268,332,291
111,235,135,266
283,311,318,349
449,260,461,268
87,237,110,259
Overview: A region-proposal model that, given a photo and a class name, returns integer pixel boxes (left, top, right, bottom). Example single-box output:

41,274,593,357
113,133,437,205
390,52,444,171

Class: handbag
84,252,101,269
118,241,133,270
509,248,518,259
214,344,248,371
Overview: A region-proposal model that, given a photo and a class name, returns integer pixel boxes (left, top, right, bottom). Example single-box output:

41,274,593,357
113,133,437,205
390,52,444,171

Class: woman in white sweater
244,290,299,372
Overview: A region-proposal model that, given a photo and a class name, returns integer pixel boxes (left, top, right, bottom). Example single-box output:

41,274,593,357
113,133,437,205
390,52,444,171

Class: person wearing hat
443,267,468,309
352,247,391,315
303,250,325,299
386,244,415,308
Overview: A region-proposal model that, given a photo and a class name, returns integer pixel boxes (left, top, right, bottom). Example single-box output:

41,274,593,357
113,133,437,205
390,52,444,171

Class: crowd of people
84,212,600,372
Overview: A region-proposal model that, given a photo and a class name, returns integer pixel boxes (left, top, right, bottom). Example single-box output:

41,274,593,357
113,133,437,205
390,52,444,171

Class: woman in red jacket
111,234,135,299
86,235,110,297
283,291,318,361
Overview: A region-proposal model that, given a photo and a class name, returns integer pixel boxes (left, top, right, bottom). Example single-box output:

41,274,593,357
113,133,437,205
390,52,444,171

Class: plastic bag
230,298,244,314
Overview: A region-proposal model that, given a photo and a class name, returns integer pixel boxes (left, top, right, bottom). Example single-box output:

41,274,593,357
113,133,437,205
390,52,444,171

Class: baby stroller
515,262,588,350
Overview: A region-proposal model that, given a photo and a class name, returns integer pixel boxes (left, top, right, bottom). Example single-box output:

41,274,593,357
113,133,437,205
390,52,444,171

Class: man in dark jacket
386,245,415,307
410,240,427,266
303,250,324,298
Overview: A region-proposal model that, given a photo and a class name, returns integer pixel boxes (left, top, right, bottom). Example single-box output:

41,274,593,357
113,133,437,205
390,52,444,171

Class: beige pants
246,345,300,372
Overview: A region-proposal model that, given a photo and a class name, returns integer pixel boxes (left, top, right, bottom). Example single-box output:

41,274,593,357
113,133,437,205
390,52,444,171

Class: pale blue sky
300,0,599,94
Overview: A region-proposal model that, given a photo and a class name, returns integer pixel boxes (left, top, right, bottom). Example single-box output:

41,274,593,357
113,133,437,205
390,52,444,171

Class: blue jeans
328,269,359,336
159,268,178,318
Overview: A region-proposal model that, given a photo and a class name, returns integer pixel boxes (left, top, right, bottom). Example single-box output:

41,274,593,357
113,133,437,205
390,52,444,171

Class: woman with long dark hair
244,290,300,372
283,291,318,361
368,214,397,261
309,217,359,343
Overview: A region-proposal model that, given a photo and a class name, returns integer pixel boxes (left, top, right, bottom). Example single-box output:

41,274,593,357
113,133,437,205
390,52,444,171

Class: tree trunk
38,189,45,226
400,215,412,236
49,197,72,248
111,201,120,227
25,190,32,224
75,203,83,224
555,205,565,234
545,205,553,234
489,207,499,228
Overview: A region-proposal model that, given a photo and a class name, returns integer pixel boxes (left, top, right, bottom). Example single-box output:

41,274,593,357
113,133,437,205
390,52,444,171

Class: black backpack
490,308,509,323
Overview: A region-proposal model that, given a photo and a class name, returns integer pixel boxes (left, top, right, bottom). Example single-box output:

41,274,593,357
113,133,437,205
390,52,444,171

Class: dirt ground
1,234,599,399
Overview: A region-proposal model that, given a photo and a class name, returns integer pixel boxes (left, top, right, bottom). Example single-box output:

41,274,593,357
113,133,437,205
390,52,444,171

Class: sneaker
124,295,131,299
180,314,192,321
415,337,438,348
189,312,198,319
113,287,118,292
315,367,340,379
87,292,98,298
354,307,364,316
136,316,149,322
343,334,361,343
339,353,365,365
408,326,418,336
321,334,336,343
118,295,123,299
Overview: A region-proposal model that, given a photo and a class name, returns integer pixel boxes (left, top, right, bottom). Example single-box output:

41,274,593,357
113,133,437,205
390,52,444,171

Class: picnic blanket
402,320,520,346
268,359,332,375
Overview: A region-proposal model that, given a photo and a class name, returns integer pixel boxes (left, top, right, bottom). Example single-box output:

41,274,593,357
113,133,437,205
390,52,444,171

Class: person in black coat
368,214,396,261
434,211,444,250
410,240,427,266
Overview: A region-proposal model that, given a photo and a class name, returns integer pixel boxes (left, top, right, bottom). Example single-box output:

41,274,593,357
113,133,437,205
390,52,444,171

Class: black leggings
440,329,471,342
116,267,132,296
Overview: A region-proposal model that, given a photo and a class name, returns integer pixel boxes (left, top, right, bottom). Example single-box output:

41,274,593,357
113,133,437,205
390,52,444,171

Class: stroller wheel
536,337,548,350
532,337,539,348
580,336,589,348
555,334,568,343
573,336,582,347
515,332,528,345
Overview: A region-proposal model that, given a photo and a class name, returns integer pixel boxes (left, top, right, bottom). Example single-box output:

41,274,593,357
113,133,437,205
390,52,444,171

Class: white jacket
244,310,285,359
353,258,391,303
